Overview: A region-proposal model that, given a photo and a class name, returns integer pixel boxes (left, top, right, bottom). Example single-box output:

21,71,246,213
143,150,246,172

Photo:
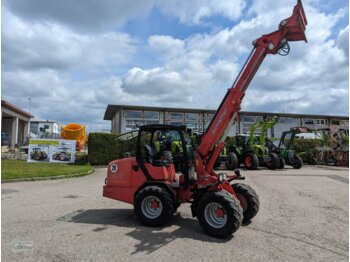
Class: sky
2,0,349,132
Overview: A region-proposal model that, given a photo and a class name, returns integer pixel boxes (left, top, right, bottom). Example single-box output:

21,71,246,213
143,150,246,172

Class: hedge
88,133,136,165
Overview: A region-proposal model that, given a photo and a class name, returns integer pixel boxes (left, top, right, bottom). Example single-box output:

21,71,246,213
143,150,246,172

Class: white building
30,119,60,139
104,104,349,138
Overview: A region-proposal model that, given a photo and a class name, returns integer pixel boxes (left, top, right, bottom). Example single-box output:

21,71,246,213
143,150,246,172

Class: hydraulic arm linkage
195,0,307,185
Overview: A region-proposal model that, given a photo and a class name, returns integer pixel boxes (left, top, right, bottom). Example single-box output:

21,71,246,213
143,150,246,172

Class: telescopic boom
195,0,308,183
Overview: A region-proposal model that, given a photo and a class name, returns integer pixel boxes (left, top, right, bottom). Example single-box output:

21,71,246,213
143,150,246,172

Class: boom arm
249,118,266,148
195,0,307,181
259,116,279,145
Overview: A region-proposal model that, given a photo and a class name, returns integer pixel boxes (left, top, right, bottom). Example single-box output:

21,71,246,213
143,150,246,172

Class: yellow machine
61,123,87,151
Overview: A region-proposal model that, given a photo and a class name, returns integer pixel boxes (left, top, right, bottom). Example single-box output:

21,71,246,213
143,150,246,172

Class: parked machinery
269,127,312,169
103,0,307,238
259,116,286,169
30,147,48,161
309,127,349,166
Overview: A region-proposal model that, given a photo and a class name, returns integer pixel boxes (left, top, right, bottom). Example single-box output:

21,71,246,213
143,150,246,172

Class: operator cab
136,125,195,188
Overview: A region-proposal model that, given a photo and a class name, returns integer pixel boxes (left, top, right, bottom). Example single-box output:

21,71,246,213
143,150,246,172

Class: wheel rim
245,156,252,167
204,202,227,228
59,153,66,161
141,196,163,219
266,156,272,167
236,194,247,213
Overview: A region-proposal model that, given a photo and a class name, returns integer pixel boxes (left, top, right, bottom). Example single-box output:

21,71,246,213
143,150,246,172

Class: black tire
244,153,259,170
292,155,303,169
232,183,260,223
278,156,285,169
197,191,243,238
266,153,279,170
59,153,67,161
160,150,173,164
134,186,174,227
225,152,239,170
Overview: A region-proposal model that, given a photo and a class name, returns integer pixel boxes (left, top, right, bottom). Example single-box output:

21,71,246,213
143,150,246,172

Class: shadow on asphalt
57,208,232,254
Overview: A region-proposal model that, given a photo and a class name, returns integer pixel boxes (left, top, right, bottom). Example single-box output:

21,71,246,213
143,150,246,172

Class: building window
286,118,298,124
144,120,160,125
304,118,314,125
277,117,286,124
315,119,326,125
169,121,184,126
124,110,142,119
242,123,252,134
331,120,340,125
170,112,184,120
185,113,199,121
242,116,255,123
340,120,349,125
207,114,214,122
186,122,199,131
144,111,159,120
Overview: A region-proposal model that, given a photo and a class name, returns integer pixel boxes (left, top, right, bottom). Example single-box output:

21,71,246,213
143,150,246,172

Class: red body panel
103,157,177,204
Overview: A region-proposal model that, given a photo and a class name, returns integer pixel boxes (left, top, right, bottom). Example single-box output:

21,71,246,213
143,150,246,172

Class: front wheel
266,153,280,170
225,152,239,170
278,155,285,169
232,183,260,223
134,186,174,227
197,191,243,238
244,153,259,170
292,155,303,169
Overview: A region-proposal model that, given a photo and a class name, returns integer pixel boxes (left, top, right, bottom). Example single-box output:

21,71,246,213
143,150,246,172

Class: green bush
291,138,322,153
88,133,136,165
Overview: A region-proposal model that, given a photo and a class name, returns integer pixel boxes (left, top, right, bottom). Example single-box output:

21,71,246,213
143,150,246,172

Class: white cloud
3,0,156,33
336,25,349,58
2,10,137,71
157,0,247,25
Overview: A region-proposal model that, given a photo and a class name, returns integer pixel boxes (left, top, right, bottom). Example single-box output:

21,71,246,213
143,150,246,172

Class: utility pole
28,98,32,114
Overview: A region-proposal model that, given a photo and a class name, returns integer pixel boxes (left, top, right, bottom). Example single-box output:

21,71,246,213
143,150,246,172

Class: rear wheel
244,153,259,170
278,156,285,169
292,155,303,169
134,186,174,227
59,153,66,161
232,183,260,223
225,152,239,170
197,191,243,238
266,153,279,170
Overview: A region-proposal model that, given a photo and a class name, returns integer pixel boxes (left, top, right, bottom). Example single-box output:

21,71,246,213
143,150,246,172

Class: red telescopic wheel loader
103,0,308,238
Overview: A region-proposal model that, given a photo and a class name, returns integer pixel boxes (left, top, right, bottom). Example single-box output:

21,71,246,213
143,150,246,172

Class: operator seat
144,144,157,163
144,144,169,167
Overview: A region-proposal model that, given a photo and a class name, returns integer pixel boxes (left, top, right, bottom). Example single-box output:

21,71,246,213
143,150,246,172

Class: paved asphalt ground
2,165,349,261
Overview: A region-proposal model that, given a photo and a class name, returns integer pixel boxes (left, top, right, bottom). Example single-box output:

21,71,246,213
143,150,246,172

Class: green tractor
269,127,311,169
259,116,285,169
30,147,48,161
52,147,72,161
224,117,280,170
154,129,194,172
213,145,239,170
